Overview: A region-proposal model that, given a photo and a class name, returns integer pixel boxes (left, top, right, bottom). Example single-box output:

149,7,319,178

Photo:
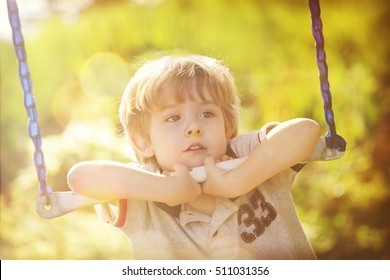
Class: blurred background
1,0,389,260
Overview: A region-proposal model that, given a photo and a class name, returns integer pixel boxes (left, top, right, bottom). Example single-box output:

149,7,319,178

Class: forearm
67,161,174,202
205,118,321,198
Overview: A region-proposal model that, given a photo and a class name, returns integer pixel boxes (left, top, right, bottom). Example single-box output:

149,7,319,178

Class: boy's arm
67,161,201,206
202,118,321,198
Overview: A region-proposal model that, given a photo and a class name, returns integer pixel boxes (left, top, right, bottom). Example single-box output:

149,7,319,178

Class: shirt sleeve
259,121,281,142
229,122,280,158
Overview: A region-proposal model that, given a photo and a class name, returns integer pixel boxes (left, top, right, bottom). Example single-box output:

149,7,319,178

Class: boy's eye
166,115,181,122
200,111,214,118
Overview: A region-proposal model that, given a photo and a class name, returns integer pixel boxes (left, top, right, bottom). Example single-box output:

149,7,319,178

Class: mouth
185,143,206,152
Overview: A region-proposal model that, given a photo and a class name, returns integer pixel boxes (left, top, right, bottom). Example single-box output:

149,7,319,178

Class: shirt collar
179,197,239,236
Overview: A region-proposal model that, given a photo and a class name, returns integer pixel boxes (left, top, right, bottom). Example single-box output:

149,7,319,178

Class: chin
179,162,202,169
184,158,207,169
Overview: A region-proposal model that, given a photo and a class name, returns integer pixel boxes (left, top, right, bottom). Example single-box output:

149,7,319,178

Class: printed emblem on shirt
237,188,277,243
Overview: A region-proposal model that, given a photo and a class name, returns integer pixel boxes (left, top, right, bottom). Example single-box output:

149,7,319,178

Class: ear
130,134,155,158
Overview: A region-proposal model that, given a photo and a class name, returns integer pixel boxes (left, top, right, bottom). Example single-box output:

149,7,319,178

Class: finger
221,155,230,161
204,156,216,167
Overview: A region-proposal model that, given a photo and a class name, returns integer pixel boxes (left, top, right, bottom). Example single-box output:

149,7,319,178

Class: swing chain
7,0,52,205
309,0,346,152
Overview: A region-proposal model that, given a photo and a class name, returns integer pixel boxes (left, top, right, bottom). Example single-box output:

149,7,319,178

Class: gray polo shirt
119,123,317,259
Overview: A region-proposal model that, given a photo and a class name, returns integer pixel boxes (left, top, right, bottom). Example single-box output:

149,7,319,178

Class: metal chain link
7,0,52,205
309,0,346,152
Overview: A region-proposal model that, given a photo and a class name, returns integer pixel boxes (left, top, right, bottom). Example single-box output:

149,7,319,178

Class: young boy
67,54,321,259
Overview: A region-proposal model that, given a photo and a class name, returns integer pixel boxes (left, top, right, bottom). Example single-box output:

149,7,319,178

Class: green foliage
1,0,389,259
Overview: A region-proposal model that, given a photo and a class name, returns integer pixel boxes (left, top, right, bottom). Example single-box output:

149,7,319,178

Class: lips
185,143,206,152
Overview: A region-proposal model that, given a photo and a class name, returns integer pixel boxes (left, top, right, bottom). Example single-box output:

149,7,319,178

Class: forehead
150,76,219,111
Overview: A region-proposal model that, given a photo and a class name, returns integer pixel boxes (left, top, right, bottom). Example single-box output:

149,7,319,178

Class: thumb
204,157,217,170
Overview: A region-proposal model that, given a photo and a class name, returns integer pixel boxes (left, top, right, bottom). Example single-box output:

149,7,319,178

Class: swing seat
36,191,108,219
35,133,345,223
307,135,345,161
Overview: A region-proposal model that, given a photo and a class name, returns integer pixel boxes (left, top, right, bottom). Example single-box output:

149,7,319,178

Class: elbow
301,118,321,139
298,118,321,156
67,162,88,193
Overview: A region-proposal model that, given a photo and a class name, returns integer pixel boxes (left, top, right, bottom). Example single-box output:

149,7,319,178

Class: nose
185,121,203,137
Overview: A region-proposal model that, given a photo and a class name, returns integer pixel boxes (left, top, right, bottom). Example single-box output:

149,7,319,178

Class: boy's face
147,95,229,171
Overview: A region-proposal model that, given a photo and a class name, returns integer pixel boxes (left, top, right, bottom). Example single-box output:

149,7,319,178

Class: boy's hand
165,164,202,206
202,156,238,198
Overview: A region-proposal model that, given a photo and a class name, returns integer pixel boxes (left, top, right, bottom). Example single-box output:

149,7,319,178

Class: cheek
149,125,181,159
219,137,229,155
149,120,167,143
207,123,228,154
150,125,179,145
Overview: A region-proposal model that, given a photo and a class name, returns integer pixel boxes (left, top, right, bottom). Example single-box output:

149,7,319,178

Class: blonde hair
119,54,240,164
